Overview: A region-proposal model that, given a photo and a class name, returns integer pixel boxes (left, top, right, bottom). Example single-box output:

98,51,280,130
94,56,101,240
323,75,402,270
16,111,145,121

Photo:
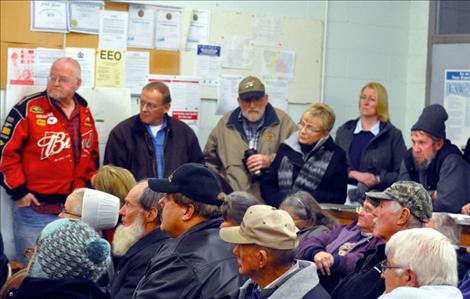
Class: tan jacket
203,104,296,199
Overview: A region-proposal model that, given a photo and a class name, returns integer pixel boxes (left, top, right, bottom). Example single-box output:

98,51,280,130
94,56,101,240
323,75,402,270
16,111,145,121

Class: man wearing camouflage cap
331,181,432,299
204,76,296,200
220,205,331,299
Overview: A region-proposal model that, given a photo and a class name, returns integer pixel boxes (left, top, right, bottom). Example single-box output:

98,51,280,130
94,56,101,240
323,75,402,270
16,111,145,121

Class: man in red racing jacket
0,57,99,265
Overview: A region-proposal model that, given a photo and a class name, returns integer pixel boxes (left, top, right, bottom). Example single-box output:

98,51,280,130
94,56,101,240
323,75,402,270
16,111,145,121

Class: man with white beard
109,181,169,299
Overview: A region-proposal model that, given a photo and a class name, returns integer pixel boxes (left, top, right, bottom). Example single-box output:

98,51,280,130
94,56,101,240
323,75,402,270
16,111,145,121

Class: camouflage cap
238,76,265,100
365,181,432,222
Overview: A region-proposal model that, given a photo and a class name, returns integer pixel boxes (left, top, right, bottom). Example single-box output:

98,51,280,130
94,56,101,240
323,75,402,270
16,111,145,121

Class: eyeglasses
47,76,76,85
355,205,375,214
379,260,403,272
297,122,322,135
60,207,81,219
240,96,265,104
360,95,376,102
139,99,166,111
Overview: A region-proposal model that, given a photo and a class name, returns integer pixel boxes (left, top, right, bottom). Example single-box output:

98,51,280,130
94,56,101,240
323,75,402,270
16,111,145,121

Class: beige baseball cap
219,205,298,250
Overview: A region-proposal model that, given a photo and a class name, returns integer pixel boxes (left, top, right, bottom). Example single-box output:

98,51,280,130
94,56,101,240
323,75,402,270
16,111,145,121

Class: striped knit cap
31,219,110,282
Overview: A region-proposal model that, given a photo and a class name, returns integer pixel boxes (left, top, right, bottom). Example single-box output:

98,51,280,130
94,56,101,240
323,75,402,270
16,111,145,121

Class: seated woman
60,188,120,231
296,197,382,293
220,191,260,227
280,191,337,242
261,103,347,207
11,219,111,299
335,82,406,203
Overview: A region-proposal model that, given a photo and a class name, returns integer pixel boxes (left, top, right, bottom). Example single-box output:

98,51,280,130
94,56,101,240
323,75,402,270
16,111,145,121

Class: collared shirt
249,261,300,299
353,119,380,136
146,117,168,178
51,97,81,165
240,112,265,150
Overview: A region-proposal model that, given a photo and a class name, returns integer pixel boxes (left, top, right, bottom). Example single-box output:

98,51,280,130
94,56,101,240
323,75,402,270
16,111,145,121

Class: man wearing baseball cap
204,75,296,200
332,181,432,299
398,104,470,213
132,163,243,299
220,205,331,299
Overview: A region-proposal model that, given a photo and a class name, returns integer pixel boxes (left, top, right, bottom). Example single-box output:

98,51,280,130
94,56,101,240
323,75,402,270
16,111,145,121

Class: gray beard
241,107,265,122
414,154,435,171
112,215,145,256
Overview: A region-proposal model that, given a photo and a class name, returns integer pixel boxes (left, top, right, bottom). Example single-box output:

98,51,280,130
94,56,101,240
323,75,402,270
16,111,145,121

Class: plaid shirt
52,98,81,165
240,112,265,150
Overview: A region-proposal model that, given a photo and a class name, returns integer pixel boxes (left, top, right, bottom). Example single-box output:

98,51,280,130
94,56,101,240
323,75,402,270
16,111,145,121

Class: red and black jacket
0,90,99,203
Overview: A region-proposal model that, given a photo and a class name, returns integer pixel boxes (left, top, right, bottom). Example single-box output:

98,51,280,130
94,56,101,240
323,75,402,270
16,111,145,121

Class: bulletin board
0,0,180,89
179,9,323,104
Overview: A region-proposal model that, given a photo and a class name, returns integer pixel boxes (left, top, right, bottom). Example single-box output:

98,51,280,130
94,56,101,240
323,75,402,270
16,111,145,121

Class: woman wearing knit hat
12,219,111,299
335,82,407,204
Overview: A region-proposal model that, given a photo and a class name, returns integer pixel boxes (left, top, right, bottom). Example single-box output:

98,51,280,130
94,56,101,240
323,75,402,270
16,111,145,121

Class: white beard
112,215,145,256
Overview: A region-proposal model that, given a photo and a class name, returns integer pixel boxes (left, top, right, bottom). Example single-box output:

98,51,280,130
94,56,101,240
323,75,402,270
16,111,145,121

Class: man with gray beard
399,104,470,213
109,181,169,299
204,76,296,200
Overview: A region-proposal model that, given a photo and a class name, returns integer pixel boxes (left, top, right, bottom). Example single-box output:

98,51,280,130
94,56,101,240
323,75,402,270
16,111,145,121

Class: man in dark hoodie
399,104,470,213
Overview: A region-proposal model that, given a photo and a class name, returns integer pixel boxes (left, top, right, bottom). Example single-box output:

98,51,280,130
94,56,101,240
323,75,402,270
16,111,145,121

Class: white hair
385,227,458,287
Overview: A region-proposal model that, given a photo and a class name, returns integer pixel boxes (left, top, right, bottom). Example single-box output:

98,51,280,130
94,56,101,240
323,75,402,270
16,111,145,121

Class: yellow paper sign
95,49,126,88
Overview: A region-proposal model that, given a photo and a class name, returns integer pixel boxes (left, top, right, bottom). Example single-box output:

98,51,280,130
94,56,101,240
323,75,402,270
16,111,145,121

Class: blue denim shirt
146,117,168,178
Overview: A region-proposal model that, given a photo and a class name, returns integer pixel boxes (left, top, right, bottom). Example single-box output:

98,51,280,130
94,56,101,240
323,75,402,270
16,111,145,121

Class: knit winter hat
411,104,448,139
28,219,111,282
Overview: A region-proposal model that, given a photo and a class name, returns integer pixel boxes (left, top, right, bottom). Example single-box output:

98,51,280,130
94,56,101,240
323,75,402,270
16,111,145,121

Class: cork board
0,0,180,88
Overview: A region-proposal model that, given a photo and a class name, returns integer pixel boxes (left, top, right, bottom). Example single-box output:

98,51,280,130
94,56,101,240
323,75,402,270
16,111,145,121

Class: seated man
132,163,243,299
331,181,432,299
60,188,120,230
220,205,330,299
296,197,382,293
12,219,111,299
109,181,169,299
399,104,470,213
378,228,462,299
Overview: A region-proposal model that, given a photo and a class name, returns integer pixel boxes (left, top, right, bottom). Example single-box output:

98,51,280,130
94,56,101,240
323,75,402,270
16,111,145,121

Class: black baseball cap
148,163,225,206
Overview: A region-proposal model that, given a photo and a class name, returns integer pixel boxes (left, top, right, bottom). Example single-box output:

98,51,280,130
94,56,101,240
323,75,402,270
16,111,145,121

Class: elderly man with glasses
378,228,462,299
204,76,296,200
331,181,433,299
0,57,99,266
104,81,203,181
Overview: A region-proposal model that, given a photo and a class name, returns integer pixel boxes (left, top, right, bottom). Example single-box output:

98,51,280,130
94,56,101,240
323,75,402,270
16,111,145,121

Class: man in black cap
204,75,296,200
132,163,243,299
398,104,470,213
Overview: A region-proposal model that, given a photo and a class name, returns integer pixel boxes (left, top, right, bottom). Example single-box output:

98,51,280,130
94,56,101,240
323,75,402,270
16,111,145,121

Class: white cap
81,189,120,230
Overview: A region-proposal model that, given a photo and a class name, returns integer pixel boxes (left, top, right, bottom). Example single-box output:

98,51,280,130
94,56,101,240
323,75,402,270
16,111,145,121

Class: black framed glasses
60,207,81,218
379,260,403,272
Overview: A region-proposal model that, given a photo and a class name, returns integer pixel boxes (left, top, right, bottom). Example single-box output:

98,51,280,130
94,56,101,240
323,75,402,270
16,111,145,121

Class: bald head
51,57,81,79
